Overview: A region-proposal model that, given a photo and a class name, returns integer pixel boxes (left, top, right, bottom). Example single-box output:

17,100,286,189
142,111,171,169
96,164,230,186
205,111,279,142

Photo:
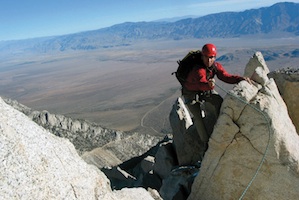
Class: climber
182,43,252,159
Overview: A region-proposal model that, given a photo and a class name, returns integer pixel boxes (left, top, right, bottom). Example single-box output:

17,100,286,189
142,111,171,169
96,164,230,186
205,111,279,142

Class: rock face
0,97,156,200
188,52,299,199
268,68,299,133
169,97,202,166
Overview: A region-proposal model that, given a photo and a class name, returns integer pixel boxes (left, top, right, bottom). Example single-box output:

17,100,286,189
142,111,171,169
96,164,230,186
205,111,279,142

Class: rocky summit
187,52,299,199
0,51,299,200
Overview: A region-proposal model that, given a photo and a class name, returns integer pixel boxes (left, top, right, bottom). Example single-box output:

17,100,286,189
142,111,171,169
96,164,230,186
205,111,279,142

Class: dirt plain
0,37,298,136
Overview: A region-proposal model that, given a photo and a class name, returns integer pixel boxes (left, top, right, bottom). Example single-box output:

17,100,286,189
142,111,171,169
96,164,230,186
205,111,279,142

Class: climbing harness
215,82,272,200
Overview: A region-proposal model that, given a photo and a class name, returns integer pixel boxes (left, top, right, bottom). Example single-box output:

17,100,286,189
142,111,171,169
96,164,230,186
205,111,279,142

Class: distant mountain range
0,2,298,54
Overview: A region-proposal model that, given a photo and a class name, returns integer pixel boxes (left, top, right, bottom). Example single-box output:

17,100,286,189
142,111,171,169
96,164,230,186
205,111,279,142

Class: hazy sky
1,0,299,41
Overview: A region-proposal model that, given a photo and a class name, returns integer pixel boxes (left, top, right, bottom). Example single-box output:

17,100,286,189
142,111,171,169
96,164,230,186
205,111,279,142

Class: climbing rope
215,82,272,200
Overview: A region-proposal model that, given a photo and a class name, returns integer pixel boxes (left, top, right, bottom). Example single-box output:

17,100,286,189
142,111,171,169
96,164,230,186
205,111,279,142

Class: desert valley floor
0,37,298,136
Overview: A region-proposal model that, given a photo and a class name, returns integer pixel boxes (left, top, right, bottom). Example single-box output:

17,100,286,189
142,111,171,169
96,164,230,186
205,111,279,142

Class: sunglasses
204,55,216,59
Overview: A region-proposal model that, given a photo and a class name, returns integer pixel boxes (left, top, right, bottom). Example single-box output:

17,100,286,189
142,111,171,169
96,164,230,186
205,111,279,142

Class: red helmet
202,43,217,57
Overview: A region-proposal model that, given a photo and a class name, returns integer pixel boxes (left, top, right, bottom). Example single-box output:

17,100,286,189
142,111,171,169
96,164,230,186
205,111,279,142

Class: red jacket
184,62,244,91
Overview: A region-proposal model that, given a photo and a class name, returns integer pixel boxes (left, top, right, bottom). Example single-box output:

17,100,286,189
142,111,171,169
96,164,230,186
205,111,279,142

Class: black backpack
172,50,203,87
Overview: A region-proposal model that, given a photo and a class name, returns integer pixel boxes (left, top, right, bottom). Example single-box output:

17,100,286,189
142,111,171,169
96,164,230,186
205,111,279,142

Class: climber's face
203,55,216,68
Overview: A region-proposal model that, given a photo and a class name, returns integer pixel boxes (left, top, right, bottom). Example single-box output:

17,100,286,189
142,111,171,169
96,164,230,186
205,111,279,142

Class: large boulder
188,52,299,199
169,97,202,165
0,97,156,200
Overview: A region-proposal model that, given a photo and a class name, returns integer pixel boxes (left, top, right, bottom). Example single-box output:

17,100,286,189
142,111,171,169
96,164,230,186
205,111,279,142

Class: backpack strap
206,62,218,80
